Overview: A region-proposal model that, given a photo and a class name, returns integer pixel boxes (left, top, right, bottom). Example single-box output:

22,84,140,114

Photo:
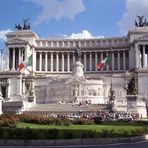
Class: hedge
0,127,146,139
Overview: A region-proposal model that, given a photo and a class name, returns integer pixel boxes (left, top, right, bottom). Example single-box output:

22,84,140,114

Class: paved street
0,141,148,148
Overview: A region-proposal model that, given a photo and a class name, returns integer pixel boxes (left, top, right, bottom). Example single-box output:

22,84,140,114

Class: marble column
106,52,109,71
33,50,36,72
56,53,59,72
95,52,98,71
142,45,144,68
118,51,120,70
89,53,92,71
143,45,147,68
123,51,126,70
67,53,70,72
84,53,87,71
7,48,10,70
145,45,148,68
39,52,42,71
62,53,64,72
135,43,140,68
73,53,75,64
22,78,26,94
101,52,103,71
12,48,15,70
112,52,114,71
45,52,48,71
101,52,103,61
50,52,53,72
18,48,21,65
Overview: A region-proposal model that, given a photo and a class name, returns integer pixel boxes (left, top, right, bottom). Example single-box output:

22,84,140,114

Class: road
0,141,148,148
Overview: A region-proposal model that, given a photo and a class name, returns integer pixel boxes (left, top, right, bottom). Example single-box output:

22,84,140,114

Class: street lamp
108,82,115,113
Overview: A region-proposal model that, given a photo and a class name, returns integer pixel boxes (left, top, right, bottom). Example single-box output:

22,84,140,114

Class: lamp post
108,81,115,113
28,74,36,105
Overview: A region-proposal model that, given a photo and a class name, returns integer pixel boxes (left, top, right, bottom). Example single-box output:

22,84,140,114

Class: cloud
64,30,104,39
0,29,12,42
118,0,148,34
0,29,12,70
31,0,85,24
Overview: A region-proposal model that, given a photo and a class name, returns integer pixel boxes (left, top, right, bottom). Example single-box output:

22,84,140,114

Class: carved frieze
35,86,46,98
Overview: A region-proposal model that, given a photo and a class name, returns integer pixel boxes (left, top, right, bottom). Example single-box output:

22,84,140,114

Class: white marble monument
0,22,148,117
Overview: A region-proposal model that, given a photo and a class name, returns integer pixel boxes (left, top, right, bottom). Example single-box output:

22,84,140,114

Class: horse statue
135,15,148,27
15,18,31,30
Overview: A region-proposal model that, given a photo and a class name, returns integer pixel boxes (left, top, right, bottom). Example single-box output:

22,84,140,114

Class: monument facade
0,19,148,117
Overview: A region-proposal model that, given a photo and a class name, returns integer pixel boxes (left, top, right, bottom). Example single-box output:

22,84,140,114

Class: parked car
118,115,133,122
68,114,80,120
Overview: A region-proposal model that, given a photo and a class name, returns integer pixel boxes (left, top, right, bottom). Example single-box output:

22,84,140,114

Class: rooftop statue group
15,18,30,30
135,15,148,27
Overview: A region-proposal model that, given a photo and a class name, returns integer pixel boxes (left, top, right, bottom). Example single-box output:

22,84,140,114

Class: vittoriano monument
1,16,148,118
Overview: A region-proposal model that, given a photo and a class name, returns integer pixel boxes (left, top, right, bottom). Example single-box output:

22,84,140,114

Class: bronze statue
75,45,81,61
135,15,148,27
15,18,31,30
23,18,29,30
126,75,138,95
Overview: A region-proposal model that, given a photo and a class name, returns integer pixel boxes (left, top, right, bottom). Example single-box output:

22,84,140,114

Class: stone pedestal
127,95,147,118
28,77,36,106
72,61,84,78
127,95,138,113
28,95,36,105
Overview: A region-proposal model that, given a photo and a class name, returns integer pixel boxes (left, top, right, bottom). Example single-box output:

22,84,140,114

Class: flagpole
109,50,115,113
28,45,36,104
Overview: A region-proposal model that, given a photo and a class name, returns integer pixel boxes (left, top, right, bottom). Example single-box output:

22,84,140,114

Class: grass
17,122,143,132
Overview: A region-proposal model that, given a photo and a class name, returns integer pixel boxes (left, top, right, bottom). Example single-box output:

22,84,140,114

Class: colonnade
138,44,148,68
8,47,130,72
35,50,129,72
8,48,25,70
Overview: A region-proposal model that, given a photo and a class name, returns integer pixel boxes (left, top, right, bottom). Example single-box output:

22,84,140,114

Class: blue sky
1,0,148,49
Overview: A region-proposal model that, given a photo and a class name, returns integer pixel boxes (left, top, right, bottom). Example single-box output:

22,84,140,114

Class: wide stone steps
25,103,108,113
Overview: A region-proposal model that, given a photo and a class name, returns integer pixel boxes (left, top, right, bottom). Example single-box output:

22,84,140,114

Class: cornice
6,38,28,45
36,36,128,42
0,70,21,77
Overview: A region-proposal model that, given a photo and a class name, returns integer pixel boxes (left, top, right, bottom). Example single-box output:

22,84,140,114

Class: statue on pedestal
75,45,81,61
126,75,138,95
108,83,115,113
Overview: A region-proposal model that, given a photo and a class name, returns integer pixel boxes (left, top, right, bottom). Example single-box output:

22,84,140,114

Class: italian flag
18,54,33,71
96,55,111,70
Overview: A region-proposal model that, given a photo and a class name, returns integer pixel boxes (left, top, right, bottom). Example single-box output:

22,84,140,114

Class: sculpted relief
35,86,47,103
47,85,71,97
72,85,79,96
35,86,46,98
114,88,126,98
84,87,103,96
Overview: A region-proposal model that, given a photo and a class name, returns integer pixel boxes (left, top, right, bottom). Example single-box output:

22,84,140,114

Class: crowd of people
33,111,139,121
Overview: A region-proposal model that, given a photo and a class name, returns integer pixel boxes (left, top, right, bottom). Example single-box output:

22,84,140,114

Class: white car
118,115,133,122
68,114,80,120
